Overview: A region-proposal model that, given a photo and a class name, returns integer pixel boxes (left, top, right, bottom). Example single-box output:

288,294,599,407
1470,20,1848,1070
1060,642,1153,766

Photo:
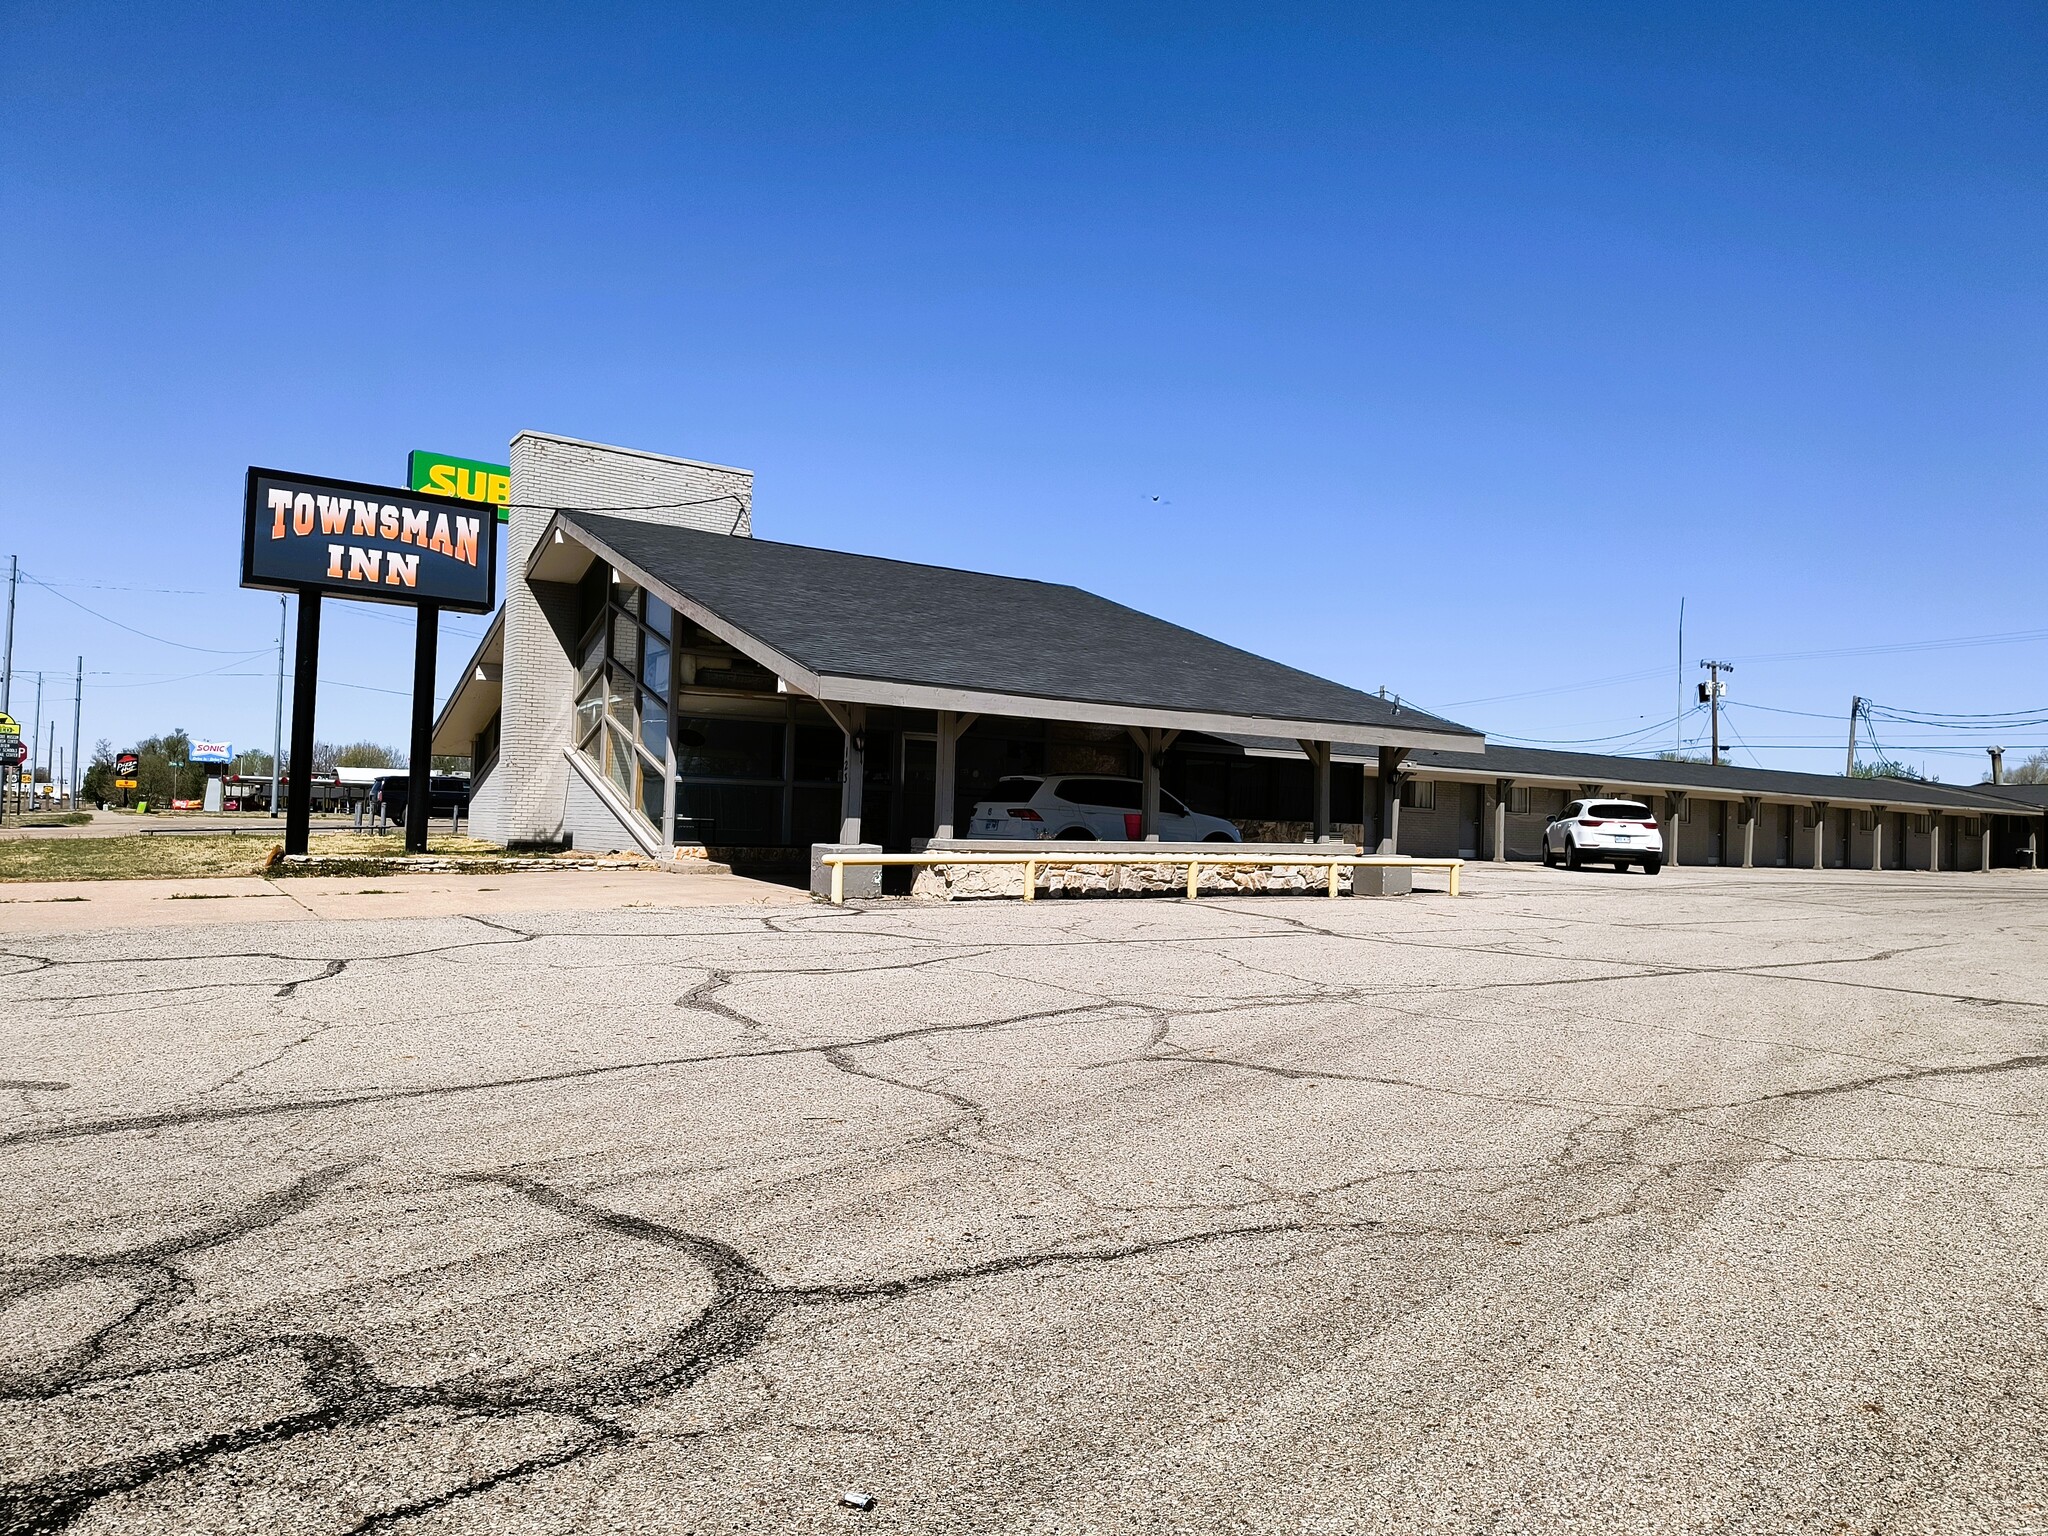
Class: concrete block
811,844,883,900
1350,863,1413,897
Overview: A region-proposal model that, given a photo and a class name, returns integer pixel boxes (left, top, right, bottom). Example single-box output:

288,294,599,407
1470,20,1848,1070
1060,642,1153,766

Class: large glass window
642,633,670,697
791,725,838,781
571,571,853,848
677,717,784,779
678,782,782,845
574,574,675,838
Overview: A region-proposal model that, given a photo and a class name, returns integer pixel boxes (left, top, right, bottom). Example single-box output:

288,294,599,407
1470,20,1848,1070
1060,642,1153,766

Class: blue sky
3,2,2043,778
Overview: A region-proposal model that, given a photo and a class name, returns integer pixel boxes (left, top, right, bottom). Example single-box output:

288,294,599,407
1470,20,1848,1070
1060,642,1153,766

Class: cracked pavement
1,863,2045,1533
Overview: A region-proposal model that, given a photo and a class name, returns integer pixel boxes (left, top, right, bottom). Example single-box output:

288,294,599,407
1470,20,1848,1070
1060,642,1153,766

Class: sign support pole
285,591,321,856
406,602,439,855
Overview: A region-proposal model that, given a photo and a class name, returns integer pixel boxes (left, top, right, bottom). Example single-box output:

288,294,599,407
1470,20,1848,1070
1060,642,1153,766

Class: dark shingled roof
560,513,1480,743
1206,735,2033,815
1971,783,2048,810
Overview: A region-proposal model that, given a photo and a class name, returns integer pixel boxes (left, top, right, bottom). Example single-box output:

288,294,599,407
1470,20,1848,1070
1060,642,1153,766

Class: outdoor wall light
853,730,867,753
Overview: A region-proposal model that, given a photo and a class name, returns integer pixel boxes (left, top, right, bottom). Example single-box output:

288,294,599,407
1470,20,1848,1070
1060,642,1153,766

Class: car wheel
1059,827,1094,840
1612,860,1627,873
1565,841,1582,871
1644,856,1662,875
1541,839,1555,868
1203,832,1233,843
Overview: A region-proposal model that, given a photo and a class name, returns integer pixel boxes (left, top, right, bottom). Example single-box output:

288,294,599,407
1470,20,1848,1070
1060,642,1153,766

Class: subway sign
409,450,510,522
241,468,498,613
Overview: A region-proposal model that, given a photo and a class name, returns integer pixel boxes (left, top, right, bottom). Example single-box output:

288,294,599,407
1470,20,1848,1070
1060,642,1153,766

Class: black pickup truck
371,774,470,827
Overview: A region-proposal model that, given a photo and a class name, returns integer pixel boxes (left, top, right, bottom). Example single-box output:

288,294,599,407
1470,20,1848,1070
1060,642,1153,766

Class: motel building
434,433,2044,893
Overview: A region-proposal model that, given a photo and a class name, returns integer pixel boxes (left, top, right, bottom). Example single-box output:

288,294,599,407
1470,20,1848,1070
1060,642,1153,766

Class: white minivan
966,775,1241,842
1541,799,1664,873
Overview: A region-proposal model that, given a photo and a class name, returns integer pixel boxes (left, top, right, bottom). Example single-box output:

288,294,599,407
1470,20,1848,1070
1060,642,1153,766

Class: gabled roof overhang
529,514,1485,753
430,604,506,756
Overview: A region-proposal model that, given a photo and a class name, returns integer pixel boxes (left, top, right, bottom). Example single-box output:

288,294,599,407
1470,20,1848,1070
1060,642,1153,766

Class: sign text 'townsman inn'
240,468,498,614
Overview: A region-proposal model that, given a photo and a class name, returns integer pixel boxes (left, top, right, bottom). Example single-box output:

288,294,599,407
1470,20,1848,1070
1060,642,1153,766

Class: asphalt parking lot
2,864,2045,1534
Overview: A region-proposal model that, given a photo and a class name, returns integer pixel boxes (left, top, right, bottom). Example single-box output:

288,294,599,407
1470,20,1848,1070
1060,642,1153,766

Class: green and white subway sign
408,450,510,523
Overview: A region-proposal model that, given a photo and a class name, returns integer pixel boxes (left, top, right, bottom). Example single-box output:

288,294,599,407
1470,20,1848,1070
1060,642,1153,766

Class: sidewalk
0,863,806,933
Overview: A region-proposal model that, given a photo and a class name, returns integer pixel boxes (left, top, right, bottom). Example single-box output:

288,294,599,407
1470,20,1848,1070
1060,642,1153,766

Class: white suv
966,776,1242,842
1542,799,1663,873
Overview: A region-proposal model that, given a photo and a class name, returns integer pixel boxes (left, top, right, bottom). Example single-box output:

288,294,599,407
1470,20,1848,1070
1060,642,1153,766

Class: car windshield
1588,802,1650,820
993,777,1043,802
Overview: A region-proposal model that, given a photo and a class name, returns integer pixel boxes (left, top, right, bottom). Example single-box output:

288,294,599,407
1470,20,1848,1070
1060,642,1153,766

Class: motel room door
1456,784,1483,859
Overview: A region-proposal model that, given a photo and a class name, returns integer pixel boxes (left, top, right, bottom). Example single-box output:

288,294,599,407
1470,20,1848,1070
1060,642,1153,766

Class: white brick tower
479,432,753,847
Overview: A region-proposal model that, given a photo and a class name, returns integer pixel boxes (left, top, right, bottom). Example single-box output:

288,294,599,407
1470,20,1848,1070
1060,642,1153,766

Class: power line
21,574,273,655
1447,665,1670,709
1491,706,1701,747
32,579,218,595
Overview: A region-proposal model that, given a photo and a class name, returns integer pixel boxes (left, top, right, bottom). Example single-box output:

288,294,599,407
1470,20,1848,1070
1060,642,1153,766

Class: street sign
0,741,24,767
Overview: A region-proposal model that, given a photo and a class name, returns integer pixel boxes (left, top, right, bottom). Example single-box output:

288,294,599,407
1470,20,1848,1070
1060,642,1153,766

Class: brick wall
483,432,754,847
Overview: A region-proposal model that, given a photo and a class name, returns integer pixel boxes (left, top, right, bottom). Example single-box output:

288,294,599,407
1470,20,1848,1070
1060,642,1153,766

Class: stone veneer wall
481,432,753,848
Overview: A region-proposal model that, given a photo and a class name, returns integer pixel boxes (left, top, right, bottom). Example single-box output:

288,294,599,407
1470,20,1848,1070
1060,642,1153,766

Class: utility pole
271,595,286,817
1698,660,1733,766
29,672,42,792
69,656,81,810
1846,696,1862,777
0,555,15,717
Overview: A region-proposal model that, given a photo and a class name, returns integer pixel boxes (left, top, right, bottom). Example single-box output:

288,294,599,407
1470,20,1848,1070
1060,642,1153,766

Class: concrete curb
270,854,731,878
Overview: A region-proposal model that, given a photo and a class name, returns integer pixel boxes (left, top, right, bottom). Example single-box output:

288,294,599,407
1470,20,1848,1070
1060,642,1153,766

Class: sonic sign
242,468,496,613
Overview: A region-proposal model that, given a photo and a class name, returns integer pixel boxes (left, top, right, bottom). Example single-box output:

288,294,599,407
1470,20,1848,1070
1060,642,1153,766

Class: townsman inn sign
242,468,496,612
240,467,499,854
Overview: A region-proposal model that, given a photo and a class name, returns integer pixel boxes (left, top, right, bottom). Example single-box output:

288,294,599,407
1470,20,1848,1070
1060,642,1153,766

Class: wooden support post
1297,740,1333,841
1327,861,1340,897
1493,780,1511,863
830,861,844,905
834,702,866,845
1871,811,1884,871
1127,727,1178,841
1929,815,1941,873
1187,861,1199,899
1812,803,1827,870
1982,823,1992,872
1376,747,1409,855
932,710,977,841
1023,860,1036,900
1741,797,1757,869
